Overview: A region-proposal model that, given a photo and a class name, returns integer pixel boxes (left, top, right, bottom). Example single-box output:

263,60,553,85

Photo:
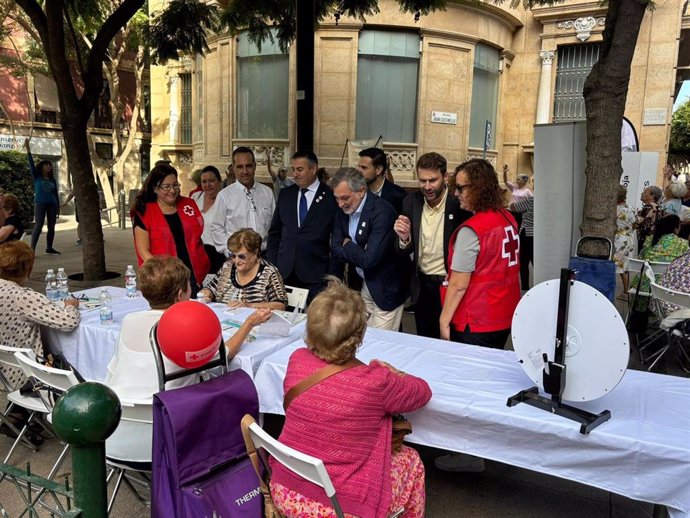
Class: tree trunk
580,0,648,255
62,113,107,280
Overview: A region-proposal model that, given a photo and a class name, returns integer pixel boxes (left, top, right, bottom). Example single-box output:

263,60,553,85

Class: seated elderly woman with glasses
198,228,287,310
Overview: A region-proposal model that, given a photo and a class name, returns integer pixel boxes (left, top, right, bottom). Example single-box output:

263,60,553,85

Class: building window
140,143,151,181
356,30,420,144
179,73,192,144
236,30,289,140
553,44,600,122
195,54,204,142
469,44,500,149
33,73,60,124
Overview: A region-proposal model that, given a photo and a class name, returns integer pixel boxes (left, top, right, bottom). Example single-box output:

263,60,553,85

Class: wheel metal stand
507,268,612,435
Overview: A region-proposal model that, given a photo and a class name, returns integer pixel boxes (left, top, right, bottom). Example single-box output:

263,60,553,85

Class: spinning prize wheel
508,269,629,434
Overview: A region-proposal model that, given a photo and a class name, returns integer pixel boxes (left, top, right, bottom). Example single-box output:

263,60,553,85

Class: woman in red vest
439,158,520,349
131,164,210,295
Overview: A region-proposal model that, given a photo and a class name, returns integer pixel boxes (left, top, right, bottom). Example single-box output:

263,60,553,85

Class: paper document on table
272,307,306,326
221,319,256,342
258,311,296,336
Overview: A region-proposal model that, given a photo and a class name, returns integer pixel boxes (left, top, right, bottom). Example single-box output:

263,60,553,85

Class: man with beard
393,152,471,339
357,147,407,215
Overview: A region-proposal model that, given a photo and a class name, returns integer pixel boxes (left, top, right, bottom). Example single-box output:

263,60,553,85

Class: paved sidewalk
1,220,667,517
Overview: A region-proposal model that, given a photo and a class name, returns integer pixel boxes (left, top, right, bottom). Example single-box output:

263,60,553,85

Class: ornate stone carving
386,149,417,173
539,50,555,65
557,17,605,42
250,145,287,167
177,152,193,165
466,152,496,167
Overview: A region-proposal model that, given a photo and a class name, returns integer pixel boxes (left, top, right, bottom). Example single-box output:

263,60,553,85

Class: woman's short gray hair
647,185,662,202
329,167,367,192
668,181,687,199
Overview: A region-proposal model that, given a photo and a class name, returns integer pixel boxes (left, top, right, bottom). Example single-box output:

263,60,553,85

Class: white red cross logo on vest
182,204,195,217
501,226,519,267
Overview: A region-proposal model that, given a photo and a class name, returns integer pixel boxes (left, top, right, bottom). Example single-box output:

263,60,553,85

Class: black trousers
519,230,533,290
415,273,446,339
450,324,510,349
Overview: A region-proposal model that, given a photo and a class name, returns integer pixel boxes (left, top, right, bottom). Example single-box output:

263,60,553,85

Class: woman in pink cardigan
269,281,432,518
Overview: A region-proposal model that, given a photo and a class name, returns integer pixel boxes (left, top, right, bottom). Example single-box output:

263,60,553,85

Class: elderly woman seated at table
105,256,270,399
199,229,287,310
269,281,432,518
0,241,80,386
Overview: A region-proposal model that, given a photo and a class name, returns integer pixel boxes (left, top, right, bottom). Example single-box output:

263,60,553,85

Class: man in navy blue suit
331,168,407,330
267,151,336,303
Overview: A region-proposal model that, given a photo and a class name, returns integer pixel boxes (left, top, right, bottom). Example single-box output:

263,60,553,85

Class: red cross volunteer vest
447,209,521,333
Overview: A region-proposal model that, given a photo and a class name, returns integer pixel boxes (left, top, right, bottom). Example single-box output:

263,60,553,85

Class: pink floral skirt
269,445,425,517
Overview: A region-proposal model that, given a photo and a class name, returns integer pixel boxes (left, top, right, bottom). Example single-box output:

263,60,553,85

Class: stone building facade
149,0,687,190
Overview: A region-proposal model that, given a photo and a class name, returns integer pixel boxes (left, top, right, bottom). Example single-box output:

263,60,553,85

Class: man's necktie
299,188,308,227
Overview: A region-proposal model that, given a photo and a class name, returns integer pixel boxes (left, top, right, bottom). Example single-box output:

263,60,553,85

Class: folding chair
105,398,153,515
240,415,404,518
0,345,40,454
12,352,80,478
285,285,309,313
625,257,670,322
646,281,690,373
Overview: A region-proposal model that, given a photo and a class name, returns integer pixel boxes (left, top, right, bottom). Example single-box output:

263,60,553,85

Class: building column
169,74,179,143
536,50,555,124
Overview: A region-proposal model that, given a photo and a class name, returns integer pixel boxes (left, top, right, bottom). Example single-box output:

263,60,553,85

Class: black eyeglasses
455,183,472,194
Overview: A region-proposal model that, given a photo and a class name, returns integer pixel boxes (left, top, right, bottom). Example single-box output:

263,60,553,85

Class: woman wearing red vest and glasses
439,158,520,349
131,164,210,296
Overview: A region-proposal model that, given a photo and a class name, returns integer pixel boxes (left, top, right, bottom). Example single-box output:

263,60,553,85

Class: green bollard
52,382,121,518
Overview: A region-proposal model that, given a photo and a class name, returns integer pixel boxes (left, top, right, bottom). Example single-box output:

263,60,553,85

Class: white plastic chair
105,397,153,515
12,352,79,477
285,285,309,313
646,281,690,372
240,415,405,518
241,414,345,517
0,345,41,455
626,258,670,305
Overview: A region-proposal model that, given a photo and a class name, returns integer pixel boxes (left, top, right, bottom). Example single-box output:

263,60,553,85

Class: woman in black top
0,194,25,243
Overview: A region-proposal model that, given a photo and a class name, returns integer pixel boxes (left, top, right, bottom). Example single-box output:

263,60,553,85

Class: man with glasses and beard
393,153,471,339
210,147,275,256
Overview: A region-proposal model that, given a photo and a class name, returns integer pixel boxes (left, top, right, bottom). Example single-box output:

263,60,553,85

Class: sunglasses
455,183,472,194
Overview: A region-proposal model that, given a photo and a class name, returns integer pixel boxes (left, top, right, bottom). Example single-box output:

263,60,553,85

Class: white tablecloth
254,327,690,518
44,287,306,381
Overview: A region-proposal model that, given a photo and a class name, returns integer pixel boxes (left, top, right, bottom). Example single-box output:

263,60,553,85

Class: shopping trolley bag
151,369,262,518
568,236,616,302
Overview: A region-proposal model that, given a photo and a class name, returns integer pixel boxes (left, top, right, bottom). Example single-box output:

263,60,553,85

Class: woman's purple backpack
151,369,263,518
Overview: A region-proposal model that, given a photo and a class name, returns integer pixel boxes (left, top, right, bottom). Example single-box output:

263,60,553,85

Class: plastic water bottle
56,268,68,301
99,288,113,326
125,265,137,298
45,269,59,302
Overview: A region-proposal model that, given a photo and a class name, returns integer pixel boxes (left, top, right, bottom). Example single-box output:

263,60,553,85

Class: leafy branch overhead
149,0,447,58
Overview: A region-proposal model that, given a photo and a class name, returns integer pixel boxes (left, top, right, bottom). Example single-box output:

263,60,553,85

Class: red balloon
157,301,222,369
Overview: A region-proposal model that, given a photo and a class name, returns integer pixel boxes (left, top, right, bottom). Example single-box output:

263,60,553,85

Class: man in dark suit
394,152,472,339
267,151,336,302
357,147,407,215
331,168,407,330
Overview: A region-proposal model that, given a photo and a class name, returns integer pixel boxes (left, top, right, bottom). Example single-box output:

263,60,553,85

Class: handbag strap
283,358,363,411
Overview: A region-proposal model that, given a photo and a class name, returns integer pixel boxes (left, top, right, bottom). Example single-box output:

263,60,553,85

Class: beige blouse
0,278,80,386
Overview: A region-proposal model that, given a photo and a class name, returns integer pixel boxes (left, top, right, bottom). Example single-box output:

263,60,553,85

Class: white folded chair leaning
285,285,309,313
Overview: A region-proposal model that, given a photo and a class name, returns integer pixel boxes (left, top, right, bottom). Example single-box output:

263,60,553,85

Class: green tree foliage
0,151,35,228
670,99,690,167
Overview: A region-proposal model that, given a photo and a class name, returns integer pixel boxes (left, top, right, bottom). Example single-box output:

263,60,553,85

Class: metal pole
52,382,121,518
296,0,315,151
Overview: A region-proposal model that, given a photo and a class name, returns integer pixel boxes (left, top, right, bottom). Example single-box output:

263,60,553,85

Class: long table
43,287,306,381
254,327,690,518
